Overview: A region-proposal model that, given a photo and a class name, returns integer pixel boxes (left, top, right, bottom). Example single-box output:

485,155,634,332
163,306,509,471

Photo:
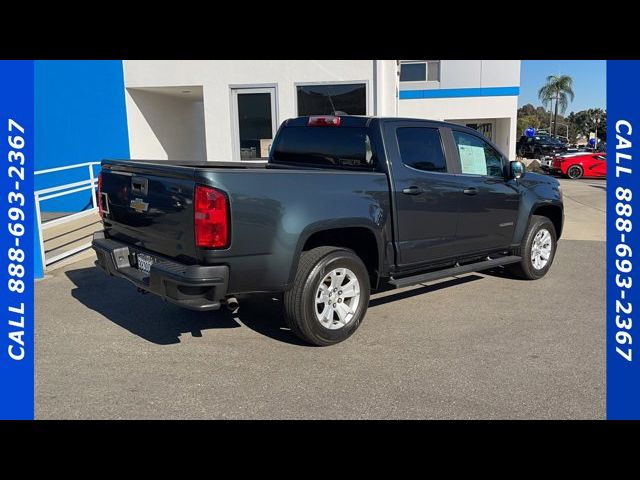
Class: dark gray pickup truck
92,115,563,346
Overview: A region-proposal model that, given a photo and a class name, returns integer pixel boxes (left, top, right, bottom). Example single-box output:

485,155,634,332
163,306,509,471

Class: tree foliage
517,104,606,143
537,75,575,136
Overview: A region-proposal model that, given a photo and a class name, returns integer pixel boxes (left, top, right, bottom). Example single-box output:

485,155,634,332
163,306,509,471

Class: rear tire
283,247,370,346
566,165,583,179
507,215,557,280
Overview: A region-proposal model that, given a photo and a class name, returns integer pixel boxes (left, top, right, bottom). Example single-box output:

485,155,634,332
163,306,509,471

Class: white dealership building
122,60,521,162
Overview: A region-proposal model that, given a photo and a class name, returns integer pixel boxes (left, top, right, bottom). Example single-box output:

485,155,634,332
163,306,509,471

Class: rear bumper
91,232,229,311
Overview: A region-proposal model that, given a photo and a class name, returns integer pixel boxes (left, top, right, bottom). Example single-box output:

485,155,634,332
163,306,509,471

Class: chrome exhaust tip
225,297,239,312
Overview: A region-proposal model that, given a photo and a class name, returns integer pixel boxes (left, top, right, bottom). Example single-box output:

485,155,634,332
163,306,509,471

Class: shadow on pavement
66,266,487,346
65,266,308,346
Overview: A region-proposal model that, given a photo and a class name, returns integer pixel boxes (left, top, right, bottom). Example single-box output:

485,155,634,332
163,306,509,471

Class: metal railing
35,162,101,268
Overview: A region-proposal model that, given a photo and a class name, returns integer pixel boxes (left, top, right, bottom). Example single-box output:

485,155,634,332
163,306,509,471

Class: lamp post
556,123,569,139
591,111,602,149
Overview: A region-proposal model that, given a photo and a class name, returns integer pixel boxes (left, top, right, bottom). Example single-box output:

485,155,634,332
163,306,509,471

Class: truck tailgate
101,160,200,263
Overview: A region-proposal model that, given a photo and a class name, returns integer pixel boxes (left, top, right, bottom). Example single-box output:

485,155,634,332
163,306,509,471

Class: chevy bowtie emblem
130,197,149,213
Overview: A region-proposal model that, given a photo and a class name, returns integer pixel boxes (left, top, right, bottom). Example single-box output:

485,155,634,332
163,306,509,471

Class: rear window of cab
270,126,375,169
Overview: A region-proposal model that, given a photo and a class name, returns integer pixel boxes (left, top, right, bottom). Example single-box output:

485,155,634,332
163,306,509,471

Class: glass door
231,87,277,161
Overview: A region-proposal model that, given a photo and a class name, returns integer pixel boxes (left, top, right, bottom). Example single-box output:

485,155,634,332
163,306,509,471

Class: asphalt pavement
35,178,606,419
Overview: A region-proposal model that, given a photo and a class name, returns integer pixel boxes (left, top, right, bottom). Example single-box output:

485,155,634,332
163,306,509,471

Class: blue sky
518,60,606,113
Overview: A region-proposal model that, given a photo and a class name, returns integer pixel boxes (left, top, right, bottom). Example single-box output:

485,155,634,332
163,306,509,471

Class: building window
297,83,366,116
399,61,440,82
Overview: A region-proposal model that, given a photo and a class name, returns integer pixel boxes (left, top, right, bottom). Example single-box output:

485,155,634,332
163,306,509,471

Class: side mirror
510,160,525,179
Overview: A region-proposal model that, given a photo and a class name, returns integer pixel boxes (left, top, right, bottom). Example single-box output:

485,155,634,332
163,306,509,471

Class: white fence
35,162,101,268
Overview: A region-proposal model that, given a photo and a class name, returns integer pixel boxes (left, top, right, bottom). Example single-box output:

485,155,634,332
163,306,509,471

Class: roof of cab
282,115,482,134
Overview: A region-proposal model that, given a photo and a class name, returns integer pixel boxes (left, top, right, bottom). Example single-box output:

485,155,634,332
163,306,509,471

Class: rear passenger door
383,121,462,268
450,129,520,254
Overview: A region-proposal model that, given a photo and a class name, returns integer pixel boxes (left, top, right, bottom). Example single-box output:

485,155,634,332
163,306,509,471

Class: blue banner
0,61,34,419
607,60,640,419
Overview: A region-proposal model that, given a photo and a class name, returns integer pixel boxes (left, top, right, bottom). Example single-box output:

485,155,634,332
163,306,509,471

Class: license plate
137,253,154,273
541,158,552,167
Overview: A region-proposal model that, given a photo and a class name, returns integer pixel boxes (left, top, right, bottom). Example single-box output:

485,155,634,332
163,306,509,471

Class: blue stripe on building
35,60,130,213
399,86,520,100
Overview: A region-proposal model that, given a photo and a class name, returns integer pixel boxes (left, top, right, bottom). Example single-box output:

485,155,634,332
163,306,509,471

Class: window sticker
458,144,487,175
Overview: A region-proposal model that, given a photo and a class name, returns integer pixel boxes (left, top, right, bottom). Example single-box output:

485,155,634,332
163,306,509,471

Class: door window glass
396,127,447,173
453,131,504,177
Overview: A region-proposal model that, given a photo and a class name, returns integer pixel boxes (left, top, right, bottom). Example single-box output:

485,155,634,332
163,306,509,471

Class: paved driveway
35,178,606,419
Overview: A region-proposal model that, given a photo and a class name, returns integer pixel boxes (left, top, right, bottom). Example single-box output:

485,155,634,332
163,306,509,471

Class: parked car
92,115,564,346
565,144,584,152
549,152,606,179
516,135,568,159
540,151,589,171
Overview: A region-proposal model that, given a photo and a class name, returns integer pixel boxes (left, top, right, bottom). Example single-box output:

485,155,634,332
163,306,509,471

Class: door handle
402,186,422,195
463,187,478,195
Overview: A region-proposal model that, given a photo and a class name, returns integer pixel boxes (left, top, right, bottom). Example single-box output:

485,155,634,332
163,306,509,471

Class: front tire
507,215,557,280
284,247,370,346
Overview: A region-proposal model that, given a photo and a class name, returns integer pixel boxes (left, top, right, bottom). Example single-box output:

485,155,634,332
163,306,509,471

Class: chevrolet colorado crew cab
92,115,564,346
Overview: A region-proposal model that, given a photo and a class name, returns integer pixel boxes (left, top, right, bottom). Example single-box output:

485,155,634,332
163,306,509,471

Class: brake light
97,172,104,217
308,115,341,127
194,185,229,249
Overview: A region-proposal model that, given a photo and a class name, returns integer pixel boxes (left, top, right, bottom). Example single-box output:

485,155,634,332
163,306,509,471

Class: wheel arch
531,203,564,239
288,224,383,290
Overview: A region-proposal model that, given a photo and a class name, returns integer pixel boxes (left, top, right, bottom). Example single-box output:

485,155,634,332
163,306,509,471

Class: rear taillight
97,172,104,217
194,185,229,249
308,115,341,127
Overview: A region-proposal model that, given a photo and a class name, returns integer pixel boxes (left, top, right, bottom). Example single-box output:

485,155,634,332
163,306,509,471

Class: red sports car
551,152,606,179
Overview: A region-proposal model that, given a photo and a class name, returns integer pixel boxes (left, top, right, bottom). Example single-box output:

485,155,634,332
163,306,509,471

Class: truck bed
99,158,392,293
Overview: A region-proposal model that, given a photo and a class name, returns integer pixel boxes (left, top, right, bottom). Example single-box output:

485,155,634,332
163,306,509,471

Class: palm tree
538,75,575,136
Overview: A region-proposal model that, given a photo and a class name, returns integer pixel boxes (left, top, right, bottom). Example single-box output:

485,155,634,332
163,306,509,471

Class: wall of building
126,87,207,161
35,60,130,212
123,60,397,161
375,60,399,117
399,95,518,121
480,60,521,88
123,60,520,161
397,60,520,158
400,60,520,91
398,95,518,158
496,117,517,159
